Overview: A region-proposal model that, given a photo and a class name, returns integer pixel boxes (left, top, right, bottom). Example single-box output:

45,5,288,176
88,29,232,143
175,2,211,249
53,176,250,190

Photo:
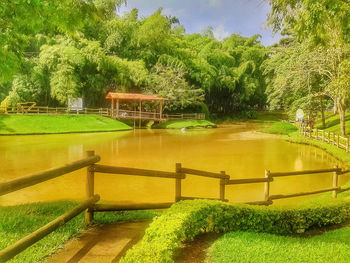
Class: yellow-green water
0,124,344,206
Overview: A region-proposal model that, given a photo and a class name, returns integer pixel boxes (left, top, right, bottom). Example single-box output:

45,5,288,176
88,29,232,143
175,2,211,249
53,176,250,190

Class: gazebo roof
106,92,167,101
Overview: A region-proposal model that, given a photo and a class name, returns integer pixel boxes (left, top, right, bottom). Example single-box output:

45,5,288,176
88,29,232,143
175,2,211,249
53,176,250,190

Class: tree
266,0,350,134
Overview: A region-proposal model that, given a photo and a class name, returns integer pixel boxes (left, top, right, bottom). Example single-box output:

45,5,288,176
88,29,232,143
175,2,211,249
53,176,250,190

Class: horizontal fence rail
93,164,184,179
180,167,230,179
2,150,350,262
301,125,350,152
269,168,341,177
0,195,100,263
1,105,205,122
0,155,100,196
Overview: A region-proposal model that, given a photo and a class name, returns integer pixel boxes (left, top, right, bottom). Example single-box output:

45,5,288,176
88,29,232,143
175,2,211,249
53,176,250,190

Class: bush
120,198,350,263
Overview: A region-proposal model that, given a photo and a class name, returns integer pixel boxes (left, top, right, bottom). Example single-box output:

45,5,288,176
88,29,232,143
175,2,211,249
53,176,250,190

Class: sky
118,0,281,46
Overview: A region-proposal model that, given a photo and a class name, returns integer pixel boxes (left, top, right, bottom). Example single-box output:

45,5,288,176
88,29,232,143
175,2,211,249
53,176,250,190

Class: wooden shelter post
160,100,163,120
111,98,114,118
116,99,119,118
139,100,142,128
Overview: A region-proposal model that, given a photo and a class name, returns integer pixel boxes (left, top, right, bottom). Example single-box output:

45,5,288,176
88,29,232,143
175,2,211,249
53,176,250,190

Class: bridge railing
1,105,205,121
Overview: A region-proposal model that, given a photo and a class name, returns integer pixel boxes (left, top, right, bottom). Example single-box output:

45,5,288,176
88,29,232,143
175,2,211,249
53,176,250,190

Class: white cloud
213,25,230,40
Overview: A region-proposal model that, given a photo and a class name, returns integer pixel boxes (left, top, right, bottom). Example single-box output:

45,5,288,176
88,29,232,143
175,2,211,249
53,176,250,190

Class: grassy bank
285,132,350,166
153,120,216,129
316,113,350,135
262,121,298,135
0,201,160,263
208,227,350,263
260,120,350,166
0,115,132,135
214,111,287,124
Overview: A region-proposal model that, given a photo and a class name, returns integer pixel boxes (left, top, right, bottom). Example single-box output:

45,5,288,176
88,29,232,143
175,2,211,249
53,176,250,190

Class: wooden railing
1,151,350,261
301,126,350,152
1,105,205,121
0,153,101,262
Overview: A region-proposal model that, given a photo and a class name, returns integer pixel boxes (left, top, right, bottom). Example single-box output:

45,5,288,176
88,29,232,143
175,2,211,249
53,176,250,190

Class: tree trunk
320,96,326,129
338,100,346,136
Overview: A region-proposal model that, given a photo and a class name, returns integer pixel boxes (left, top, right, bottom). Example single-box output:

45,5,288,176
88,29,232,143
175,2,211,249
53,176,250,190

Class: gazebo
105,92,167,121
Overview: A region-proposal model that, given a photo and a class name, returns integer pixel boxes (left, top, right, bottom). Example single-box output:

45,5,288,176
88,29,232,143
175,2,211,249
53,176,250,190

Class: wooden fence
1,105,205,121
301,125,350,152
1,151,350,261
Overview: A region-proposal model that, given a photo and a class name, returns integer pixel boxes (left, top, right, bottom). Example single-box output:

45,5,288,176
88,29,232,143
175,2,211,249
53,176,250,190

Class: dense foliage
0,0,268,116
264,0,350,134
120,198,350,263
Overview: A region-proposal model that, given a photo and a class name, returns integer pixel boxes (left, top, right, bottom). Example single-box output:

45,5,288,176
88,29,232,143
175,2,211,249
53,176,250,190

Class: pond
0,123,345,206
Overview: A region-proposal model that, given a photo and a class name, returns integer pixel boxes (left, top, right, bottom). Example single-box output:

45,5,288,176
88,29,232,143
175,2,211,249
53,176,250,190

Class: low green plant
120,197,350,263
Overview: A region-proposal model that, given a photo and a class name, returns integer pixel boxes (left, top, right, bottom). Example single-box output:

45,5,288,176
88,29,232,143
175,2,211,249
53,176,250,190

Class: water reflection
0,124,345,206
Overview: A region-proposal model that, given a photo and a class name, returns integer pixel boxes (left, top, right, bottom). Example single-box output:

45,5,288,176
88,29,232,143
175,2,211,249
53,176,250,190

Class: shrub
120,198,350,263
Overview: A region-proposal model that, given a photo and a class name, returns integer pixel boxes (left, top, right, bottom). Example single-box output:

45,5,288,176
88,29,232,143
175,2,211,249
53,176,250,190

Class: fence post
220,171,226,201
347,137,349,152
333,167,340,198
85,151,95,225
264,170,271,203
337,135,340,148
322,131,325,142
175,163,182,202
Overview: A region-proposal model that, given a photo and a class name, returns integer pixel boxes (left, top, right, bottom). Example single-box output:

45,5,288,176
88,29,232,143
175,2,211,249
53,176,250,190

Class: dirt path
46,220,150,263
175,233,221,263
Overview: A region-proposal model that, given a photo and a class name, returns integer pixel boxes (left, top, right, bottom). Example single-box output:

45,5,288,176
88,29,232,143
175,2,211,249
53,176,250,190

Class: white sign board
68,98,83,110
296,109,304,121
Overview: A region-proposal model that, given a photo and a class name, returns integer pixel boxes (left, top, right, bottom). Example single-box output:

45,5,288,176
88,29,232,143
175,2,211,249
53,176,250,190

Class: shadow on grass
0,115,14,133
323,114,350,129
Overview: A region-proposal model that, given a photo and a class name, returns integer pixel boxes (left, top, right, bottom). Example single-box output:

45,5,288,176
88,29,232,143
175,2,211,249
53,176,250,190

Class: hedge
120,198,350,263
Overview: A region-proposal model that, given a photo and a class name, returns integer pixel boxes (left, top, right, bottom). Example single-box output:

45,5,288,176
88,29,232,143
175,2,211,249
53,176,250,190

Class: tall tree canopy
265,0,350,134
1,0,268,116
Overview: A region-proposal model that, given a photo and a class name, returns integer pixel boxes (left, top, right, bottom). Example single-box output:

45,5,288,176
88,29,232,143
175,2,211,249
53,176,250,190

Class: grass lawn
315,113,350,135
208,188,350,263
214,111,287,124
153,120,216,129
0,201,161,263
208,227,350,263
261,121,298,135
0,115,131,135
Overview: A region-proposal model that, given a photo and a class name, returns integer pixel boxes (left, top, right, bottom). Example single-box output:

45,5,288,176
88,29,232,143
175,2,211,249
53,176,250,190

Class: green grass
153,120,216,129
0,201,160,263
262,121,298,135
208,227,350,263
207,186,350,263
214,111,287,124
0,115,132,135
255,110,288,122
315,113,350,134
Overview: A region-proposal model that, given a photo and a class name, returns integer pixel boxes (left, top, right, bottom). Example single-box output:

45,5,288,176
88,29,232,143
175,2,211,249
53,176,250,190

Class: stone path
46,220,150,263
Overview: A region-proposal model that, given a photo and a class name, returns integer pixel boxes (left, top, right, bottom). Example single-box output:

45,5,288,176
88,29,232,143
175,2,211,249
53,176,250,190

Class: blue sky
118,0,281,46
